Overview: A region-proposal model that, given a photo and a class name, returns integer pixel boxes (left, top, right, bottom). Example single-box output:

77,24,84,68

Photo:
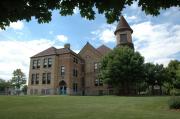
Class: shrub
169,96,180,109
170,89,180,96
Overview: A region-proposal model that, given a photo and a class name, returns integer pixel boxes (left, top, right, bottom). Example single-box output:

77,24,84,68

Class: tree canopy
0,0,179,29
100,47,144,95
167,60,180,89
11,69,26,91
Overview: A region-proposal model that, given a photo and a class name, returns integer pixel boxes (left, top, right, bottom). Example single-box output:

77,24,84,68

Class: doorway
59,80,67,95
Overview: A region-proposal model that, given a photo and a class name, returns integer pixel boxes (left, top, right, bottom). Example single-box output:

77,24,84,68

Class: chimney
64,43,70,49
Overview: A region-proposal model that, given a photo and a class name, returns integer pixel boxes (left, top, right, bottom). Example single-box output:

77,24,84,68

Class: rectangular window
47,73,51,84
73,83,78,93
99,79,103,86
81,78,85,87
32,60,37,69
42,73,46,84
46,89,50,95
37,60,40,68
43,59,48,68
94,79,99,86
34,89,38,95
35,73,39,84
61,66,65,75
73,68,78,77
48,58,52,67
94,79,103,86
31,74,36,84
30,89,33,95
73,57,78,64
94,63,98,70
41,89,45,95
120,34,127,43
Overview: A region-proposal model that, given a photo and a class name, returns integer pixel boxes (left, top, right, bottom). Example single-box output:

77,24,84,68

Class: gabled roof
31,47,57,58
78,42,102,57
114,16,133,34
31,46,81,58
96,44,111,55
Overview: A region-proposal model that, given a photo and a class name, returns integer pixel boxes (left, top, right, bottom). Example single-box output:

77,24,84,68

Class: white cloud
73,7,79,14
124,15,140,23
132,22,180,66
91,24,116,43
9,21,24,30
0,39,60,80
56,35,68,42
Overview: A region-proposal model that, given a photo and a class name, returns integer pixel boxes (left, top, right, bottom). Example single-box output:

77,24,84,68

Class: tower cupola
114,16,134,49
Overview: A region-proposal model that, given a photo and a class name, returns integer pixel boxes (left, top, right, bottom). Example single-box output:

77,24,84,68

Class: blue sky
0,2,180,80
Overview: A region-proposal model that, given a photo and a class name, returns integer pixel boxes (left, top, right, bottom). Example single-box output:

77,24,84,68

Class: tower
114,16,134,49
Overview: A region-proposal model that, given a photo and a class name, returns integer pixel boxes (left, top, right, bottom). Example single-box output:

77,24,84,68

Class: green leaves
11,69,26,89
100,46,144,95
1,0,179,29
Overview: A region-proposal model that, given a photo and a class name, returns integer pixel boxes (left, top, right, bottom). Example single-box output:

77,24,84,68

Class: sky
0,2,180,80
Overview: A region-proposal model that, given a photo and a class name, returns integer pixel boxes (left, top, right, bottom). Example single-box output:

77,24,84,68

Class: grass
0,96,179,119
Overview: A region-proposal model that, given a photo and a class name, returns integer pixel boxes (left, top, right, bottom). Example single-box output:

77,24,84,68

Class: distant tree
167,60,180,89
0,0,179,29
0,78,7,92
11,69,26,95
100,47,144,95
144,63,169,95
0,78,11,94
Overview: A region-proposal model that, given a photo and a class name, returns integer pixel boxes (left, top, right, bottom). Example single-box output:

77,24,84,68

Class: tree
0,0,179,29
167,60,180,90
100,47,144,95
144,63,168,95
11,69,26,95
0,78,11,95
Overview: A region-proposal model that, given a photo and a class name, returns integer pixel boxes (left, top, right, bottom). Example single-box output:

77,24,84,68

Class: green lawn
0,96,179,119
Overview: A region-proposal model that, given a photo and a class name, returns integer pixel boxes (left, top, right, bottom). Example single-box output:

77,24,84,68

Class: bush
170,89,180,96
169,96,180,109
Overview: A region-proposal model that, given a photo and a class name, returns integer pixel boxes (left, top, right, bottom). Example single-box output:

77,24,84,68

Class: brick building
27,16,134,95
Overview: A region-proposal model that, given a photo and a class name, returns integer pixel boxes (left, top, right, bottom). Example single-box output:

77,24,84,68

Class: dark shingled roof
96,45,111,55
114,16,133,34
31,46,80,58
31,47,57,58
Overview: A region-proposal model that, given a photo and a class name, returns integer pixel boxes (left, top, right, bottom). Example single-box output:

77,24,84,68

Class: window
46,89,50,95
81,78,85,87
30,89,33,95
99,79,103,86
120,34,127,43
73,83,78,93
35,73,39,84
32,60,37,69
31,74,36,84
73,57,78,64
61,66,65,75
43,58,48,68
94,63,98,70
47,73,51,84
73,68,78,77
95,79,99,86
94,62,101,72
34,89,38,95
37,60,40,68
48,58,52,67
94,79,103,86
42,73,51,84
41,89,45,95
42,73,46,84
